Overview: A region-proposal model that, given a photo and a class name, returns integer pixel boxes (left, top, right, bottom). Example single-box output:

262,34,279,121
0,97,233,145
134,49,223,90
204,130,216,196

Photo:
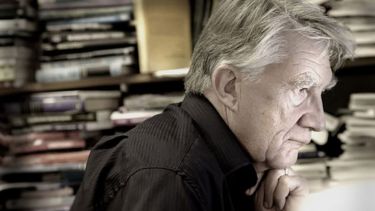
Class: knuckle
278,175,289,184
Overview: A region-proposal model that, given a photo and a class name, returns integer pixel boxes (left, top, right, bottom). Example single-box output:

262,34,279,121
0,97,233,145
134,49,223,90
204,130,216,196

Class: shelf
0,74,184,96
1,57,374,96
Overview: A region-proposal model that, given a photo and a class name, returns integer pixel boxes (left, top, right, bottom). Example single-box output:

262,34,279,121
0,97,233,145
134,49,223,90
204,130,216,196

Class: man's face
231,34,335,170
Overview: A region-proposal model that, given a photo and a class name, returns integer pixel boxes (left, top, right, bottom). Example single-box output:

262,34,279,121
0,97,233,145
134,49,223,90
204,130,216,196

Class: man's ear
211,65,240,111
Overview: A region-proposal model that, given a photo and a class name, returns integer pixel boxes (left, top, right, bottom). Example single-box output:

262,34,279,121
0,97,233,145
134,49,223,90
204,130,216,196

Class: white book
354,45,375,58
353,31,375,45
346,117,375,127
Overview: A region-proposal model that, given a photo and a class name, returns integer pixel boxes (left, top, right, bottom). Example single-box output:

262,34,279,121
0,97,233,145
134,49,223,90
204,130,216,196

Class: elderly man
71,0,354,210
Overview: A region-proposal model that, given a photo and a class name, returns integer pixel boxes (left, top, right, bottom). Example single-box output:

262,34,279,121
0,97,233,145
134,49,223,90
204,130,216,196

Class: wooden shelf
1,57,374,96
0,74,184,96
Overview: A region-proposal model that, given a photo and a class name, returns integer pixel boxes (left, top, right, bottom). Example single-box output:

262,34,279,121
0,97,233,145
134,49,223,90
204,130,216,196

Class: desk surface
302,179,375,211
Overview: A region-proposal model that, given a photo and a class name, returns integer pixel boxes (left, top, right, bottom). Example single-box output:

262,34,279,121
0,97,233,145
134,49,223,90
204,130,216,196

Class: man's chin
268,155,298,169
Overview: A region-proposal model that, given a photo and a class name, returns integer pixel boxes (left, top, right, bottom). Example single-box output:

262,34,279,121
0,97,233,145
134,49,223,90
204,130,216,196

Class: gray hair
184,0,355,94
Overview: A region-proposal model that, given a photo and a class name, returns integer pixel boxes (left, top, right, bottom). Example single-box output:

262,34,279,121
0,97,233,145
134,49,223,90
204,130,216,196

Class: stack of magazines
327,0,375,59
0,0,38,88
111,93,184,126
36,0,137,83
0,90,123,210
330,93,375,181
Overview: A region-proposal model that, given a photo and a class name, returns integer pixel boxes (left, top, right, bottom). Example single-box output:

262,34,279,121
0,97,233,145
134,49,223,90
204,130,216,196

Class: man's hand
252,169,309,211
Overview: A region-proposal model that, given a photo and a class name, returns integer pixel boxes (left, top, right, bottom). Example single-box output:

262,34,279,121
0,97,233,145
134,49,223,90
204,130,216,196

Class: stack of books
0,0,38,88
0,160,84,210
327,0,375,59
2,90,121,134
0,90,122,210
330,93,375,181
293,113,344,192
36,0,137,83
293,141,329,192
111,93,184,126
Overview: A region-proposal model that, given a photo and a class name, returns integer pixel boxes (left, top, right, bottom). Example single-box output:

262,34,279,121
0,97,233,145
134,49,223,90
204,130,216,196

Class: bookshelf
0,0,190,210
0,57,373,97
0,0,374,210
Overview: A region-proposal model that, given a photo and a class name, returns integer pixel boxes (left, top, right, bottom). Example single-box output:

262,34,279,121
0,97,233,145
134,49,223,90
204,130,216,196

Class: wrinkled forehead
284,33,331,69
286,33,330,59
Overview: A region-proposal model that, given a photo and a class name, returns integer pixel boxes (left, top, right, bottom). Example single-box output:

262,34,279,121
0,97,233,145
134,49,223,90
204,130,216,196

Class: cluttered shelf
0,73,185,96
0,56,374,96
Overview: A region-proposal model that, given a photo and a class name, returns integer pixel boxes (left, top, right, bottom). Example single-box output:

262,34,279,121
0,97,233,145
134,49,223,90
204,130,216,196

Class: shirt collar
181,93,258,189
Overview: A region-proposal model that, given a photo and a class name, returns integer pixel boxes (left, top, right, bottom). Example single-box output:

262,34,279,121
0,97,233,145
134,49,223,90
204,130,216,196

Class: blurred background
0,0,374,210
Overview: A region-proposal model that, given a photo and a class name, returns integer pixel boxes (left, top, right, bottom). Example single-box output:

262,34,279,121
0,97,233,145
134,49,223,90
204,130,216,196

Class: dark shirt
70,94,258,211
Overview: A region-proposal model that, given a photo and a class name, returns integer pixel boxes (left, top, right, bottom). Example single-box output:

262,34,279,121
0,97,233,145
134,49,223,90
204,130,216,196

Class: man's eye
290,88,308,106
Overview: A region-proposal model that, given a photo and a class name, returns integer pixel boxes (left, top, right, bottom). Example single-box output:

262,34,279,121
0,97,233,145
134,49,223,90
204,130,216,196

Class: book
11,121,114,134
38,0,132,10
3,96,120,114
0,131,81,144
134,0,192,73
123,93,184,111
111,110,162,126
0,19,36,32
39,5,133,20
8,110,112,127
42,37,137,51
31,90,121,100
3,150,90,167
43,31,134,44
292,161,328,180
10,138,86,154
345,116,375,127
337,17,375,32
354,45,375,58
153,67,189,78
0,163,86,175
353,31,375,45
0,181,61,192
20,186,74,198
41,46,135,62
40,54,134,71
36,62,134,83
339,132,375,145
349,93,375,110
46,13,131,27
328,158,375,181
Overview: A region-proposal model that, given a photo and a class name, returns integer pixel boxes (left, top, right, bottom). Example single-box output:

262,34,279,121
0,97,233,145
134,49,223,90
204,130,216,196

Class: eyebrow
290,71,337,91
290,72,318,88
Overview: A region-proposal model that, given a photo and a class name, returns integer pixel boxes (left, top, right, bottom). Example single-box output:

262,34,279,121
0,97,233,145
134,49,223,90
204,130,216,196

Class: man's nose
298,95,326,132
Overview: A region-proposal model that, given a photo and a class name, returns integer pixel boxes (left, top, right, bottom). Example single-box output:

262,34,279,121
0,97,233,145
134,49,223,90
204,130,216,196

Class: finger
273,175,309,210
254,178,266,210
263,169,285,209
273,175,290,210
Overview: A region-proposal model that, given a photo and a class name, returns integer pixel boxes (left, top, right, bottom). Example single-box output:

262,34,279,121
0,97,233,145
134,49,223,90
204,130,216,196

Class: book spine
36,67,82,83
37,98,83,113
41,55,133,70
48,13,131,26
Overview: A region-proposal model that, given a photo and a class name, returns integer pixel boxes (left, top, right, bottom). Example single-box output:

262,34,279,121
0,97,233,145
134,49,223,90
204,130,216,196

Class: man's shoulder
76,104,207,202
73,103,228,209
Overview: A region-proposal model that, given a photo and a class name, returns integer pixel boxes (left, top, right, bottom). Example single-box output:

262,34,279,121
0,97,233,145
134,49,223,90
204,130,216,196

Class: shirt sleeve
106,168,204,211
